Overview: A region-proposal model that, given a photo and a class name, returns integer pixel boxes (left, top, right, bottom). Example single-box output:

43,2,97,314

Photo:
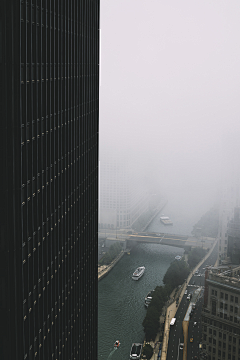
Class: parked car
179,343,184,350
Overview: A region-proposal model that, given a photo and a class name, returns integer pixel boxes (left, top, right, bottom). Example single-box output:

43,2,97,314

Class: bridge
98,229,215,250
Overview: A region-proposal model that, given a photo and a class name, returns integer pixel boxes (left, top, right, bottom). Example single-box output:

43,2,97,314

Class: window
215,290,217,296
212,300,216,316
230,316,233,322
235,307,238,314
223,342,226,349
220,302,223,309
223,334,226,340
231,305,234,312
234,317,237,323
229,336,232,342
212,289,214,295
219,332,222,338
233,337,236,344
221,292,224,299
213,330,216,336
209,337,212,343
213,339,216,345
225,294,228,301
218,341,221,347
228,345,231,351
224,314,227,319
220,312,223,318
209,329,212,334
235,297,238,304
231,296,234,302
225,304,228,310
218,350,221,356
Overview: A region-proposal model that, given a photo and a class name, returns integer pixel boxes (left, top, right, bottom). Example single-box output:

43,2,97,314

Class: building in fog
99,152,149,229
227,208,240,265
0,1,99,359
202,266,240,360
218,186,236,263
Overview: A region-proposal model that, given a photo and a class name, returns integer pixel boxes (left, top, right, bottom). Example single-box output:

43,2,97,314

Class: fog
99,0,240,223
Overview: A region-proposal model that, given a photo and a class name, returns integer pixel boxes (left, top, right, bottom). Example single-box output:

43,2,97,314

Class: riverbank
140,201,168,232
98,250,125,281
146,237,218,360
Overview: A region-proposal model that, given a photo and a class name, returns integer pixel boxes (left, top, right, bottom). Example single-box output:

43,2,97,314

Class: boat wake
107,347,117,359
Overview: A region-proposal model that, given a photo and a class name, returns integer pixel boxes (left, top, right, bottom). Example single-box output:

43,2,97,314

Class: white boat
132,266,145,280
130,343,142,359
175,255,182,261
144,290,154,307
160,214,173,225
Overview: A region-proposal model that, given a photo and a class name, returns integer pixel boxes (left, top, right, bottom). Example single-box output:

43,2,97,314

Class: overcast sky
100,0,240,208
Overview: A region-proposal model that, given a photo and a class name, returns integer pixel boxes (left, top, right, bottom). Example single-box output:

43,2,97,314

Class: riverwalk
148,237,218,360
98,250,125,281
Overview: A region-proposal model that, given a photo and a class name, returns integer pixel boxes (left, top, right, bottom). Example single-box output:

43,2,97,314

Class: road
166,244,218,360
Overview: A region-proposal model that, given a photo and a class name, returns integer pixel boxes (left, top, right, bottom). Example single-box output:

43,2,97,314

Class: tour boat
132,266,145,280
130,343,142,359
160,215,173,225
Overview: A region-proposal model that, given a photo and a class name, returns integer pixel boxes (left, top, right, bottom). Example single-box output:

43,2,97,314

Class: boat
175,255,182,261
130,343,142,359
160,214,173,225
114,340,120,348
144,290,155,307
132,266,145,280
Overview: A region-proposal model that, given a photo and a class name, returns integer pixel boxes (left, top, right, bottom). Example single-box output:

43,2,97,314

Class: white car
193,322,197,327
185,290,188,295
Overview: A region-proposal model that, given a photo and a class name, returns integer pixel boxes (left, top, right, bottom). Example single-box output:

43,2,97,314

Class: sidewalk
150,238,218,360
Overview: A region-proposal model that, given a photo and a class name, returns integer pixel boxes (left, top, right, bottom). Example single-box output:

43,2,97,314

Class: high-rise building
227,207,240,265
0,1,99,359
202,267,240,360
99,151,149,229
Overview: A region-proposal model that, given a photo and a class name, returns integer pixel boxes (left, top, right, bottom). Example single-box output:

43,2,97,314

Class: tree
142,344,153,360
188,247,206,269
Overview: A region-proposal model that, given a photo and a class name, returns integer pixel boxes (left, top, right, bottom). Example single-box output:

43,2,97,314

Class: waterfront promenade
149,237,218,360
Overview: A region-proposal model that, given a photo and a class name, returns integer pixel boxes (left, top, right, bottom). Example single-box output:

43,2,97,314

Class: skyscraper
99,151,149,229
0,1,99,359
202,267,240,360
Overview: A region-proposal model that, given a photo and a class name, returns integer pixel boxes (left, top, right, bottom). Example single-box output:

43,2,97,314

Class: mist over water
150,191,215,236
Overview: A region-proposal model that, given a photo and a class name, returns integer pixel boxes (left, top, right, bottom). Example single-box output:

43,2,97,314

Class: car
194,322,197,327
179,343,184,350
185,290,188,295
190,337,193,342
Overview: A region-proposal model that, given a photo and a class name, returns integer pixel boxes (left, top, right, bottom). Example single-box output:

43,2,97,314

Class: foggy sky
100,0,240,209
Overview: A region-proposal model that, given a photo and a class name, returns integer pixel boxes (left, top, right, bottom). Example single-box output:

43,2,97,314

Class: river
98,197,210,359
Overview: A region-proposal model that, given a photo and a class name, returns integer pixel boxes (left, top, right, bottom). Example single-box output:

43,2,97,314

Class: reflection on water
98,243,184,359
98,198,209,359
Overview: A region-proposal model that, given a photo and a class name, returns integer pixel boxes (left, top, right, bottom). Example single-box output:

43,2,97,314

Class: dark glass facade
0,1,99,359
